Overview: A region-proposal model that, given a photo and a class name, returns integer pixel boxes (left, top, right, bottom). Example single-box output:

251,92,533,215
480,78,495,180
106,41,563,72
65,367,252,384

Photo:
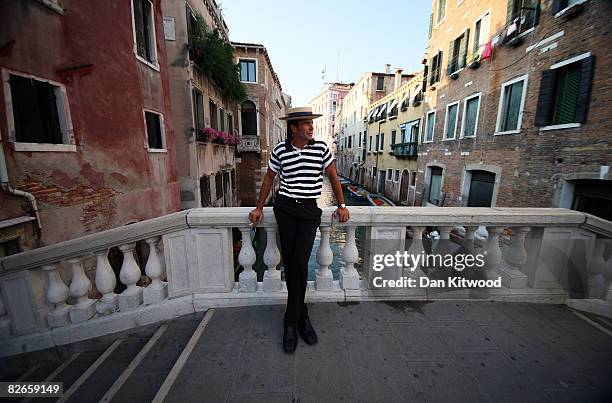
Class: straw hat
280,106,323,121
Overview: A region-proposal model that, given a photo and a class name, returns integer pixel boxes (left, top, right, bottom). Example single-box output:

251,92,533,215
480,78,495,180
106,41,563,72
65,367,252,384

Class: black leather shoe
283,324,298,353
298,316,318,345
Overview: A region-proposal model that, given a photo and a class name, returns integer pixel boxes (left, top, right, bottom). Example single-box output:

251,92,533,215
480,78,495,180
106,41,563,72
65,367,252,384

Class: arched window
241,101,257,136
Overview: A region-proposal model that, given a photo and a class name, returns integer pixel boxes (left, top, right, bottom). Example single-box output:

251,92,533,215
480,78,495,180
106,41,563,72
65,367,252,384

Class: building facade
335,66,415,178
309,83,352,151
417,0,611,219
361,74,424,204
0,0,180,253
162,0,239,209
231,42,288,206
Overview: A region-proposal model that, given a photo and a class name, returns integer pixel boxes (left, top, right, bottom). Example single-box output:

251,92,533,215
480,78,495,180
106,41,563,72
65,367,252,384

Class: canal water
248,176,369,282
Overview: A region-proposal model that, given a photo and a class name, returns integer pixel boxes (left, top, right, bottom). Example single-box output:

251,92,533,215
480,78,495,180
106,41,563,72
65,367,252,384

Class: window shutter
575,55,595,123
447,40,454,74
534,69,556,127
460,29,470,68
506,0,515,23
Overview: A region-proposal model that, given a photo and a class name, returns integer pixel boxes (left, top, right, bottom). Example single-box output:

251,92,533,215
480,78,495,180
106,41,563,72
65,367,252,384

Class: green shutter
552,64,581,125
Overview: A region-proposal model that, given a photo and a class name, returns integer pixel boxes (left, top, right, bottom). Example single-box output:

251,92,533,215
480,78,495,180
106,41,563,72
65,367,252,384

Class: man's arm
325,162,350,223
325,162,345,206
256,168,277,209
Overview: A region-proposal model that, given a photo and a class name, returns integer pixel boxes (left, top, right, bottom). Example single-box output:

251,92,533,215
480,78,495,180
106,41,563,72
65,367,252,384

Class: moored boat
347,185,368,199
367,193,396,207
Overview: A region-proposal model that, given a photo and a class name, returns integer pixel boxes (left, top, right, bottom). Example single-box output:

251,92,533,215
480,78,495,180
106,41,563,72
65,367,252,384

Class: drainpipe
0,141,42,239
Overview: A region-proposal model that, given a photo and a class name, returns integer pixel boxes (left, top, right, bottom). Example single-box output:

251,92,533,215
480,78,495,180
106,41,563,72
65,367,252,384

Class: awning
410,84,423,102
400,91,410,106
376,103,387,117
367,108,376,120
388,99,398,111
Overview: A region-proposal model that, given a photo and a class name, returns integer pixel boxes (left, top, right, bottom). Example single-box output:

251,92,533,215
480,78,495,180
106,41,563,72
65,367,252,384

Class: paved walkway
167,301,612,402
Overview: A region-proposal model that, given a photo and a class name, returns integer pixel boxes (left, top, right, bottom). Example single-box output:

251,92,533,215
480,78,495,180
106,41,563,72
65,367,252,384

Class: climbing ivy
189,15,246,102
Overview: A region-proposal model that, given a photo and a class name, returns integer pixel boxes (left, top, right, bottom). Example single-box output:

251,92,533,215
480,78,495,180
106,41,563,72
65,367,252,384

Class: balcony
391,141,418,158
0,207,611,400
237,135,260,153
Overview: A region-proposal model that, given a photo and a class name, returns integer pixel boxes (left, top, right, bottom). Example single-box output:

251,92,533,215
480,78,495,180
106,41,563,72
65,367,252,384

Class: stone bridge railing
0,207,610,356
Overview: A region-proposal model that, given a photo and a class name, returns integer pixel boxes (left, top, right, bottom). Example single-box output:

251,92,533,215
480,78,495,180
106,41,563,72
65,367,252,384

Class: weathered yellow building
363,74,424,205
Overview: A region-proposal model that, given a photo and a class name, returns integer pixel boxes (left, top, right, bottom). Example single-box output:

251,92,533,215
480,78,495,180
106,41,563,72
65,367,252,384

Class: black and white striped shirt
268,140,334,198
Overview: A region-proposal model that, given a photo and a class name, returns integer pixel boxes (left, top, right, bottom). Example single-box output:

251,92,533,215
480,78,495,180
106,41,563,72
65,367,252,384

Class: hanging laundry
491,35,500,47
481,39,493,60
506,18,518,37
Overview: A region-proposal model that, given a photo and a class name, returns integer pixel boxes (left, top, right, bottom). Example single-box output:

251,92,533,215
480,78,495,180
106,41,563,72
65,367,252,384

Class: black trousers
273,194,322,326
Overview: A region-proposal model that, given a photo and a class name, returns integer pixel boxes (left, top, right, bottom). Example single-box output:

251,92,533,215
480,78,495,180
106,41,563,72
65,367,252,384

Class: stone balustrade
0,207,610,356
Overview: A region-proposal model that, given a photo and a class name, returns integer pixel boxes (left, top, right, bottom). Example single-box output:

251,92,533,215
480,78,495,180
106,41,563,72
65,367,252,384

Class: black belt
276,193,317,205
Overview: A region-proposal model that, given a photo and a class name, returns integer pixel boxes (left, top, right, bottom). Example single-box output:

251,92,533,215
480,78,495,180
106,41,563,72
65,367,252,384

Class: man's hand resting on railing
249,208,264,227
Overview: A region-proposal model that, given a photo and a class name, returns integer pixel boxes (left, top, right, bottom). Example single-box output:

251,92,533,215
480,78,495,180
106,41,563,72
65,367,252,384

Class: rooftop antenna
336,50,339,82
321,65,327,86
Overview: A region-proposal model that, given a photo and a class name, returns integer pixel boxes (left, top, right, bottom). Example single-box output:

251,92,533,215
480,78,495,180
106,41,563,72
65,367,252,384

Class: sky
222,0,431,105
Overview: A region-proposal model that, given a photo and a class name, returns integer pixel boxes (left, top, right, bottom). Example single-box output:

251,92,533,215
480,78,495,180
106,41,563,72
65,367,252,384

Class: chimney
394,68,403,90
385,64,391,74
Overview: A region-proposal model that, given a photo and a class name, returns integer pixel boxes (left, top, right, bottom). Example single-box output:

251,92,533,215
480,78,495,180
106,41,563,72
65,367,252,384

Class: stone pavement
166,301,612,402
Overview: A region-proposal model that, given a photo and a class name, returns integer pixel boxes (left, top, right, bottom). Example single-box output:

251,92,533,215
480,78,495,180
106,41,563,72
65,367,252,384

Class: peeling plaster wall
0,0,180,247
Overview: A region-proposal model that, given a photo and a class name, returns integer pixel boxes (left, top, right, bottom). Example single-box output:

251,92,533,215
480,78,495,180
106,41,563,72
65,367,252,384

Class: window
144,110,165,150
215,171,223,200
506,0,540,35
443,102,459,140
553,0,584,15
192,88,204,132
461,93,481,138
410,171,417,186
7,72,73,146
391,130,397,145
200,175,211,206
220,108,225,132
369,136,372,151
375,134,380,151
423,110,436,143
394,169,400,182
348,135,352,148
132,0,158,66
209,100,218,130
429,51,443,86
428,166,443,205
386,169,393,181
495,75,528,134
380,133,385,151
535,53,594,128
376,76,385,91
428,12,433,38
0,238,20,258
228,113,234,134
437,0,447,24
448,30,469,74
239,59,256,82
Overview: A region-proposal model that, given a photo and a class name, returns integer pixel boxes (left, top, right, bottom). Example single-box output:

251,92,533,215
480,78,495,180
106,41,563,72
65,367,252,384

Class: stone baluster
588,239,612,300
505,227,531,268
483,226,504,279
341,226,360,290
0,290,11,339
262,227,282,292
406,226,427,277
462,226,478,255
118,243,143,311
43,263,71,328
316,226,334,290
95,250,118,315
435,226,452,263
67,257,96,323
238,227,257,292
143,237,169,305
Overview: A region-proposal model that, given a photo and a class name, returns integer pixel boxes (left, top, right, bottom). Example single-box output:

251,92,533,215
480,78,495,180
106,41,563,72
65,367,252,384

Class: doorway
467,170,496,207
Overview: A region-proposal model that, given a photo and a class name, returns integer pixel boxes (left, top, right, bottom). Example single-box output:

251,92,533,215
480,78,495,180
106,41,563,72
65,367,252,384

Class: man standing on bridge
249,106,350,354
